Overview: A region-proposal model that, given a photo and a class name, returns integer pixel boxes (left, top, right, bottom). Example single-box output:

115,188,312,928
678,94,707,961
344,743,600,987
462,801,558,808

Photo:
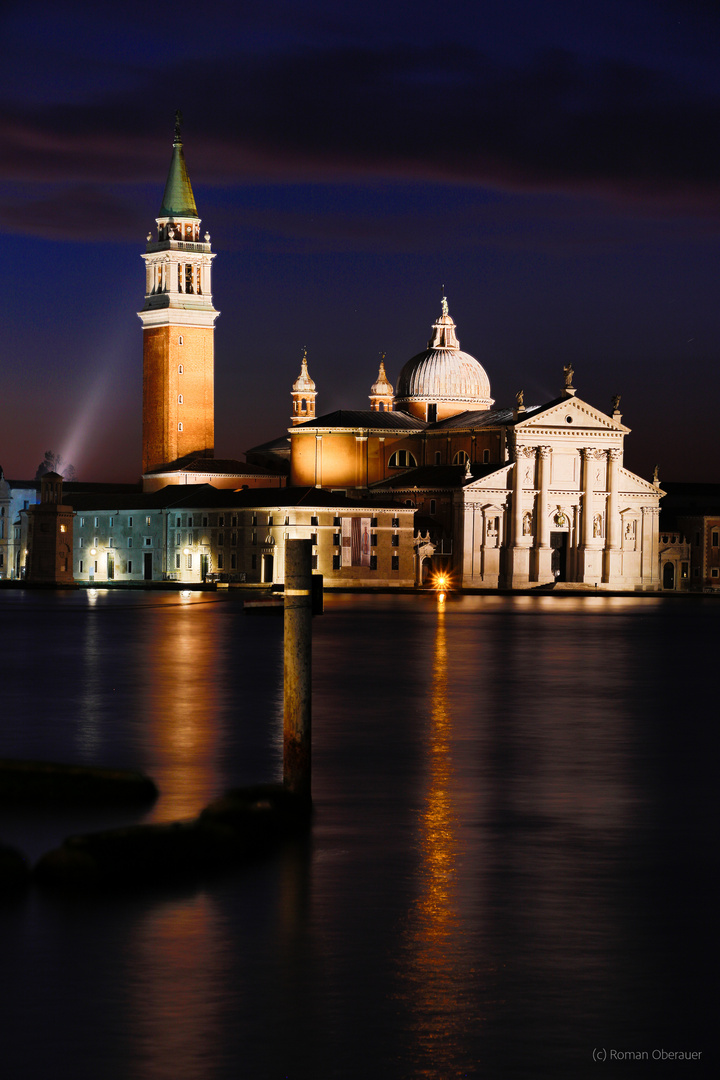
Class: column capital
539,445,553,458
608,447,622,461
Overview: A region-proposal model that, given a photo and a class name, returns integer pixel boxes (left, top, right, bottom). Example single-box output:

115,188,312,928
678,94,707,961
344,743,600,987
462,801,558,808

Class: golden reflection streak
128,895,229,1080
401,601,471,1074
141,603,221,822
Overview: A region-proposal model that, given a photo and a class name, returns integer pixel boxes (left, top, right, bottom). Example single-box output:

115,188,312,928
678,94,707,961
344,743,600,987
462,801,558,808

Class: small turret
291,349,316,425
369,354,394,412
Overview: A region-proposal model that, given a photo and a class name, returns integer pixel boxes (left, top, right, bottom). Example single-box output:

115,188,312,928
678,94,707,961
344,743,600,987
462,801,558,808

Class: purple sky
2,0,720,483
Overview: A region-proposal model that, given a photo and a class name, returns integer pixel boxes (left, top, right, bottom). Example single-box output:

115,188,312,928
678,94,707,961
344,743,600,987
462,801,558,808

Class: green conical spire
158,111,199,218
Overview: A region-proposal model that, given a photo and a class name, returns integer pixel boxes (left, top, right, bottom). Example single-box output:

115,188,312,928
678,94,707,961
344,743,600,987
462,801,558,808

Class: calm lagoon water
0,589,717,1079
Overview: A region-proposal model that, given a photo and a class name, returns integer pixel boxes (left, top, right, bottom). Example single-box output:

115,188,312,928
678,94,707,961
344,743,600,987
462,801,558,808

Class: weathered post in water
284,539,312,801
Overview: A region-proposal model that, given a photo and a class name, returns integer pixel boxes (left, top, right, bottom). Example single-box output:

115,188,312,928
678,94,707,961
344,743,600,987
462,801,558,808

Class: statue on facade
563,363,574,388
554,506,567,527
593,513,602,538
523,511,533,535
516,389,524,409
611,394,621,413
653,464,660,483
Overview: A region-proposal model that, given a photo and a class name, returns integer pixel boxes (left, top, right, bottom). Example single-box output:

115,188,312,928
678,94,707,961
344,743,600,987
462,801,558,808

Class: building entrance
550,532,568,582
663,562,675,590
262,554,274,583
107,553,115,580
200,554,209,582
144,552,153,580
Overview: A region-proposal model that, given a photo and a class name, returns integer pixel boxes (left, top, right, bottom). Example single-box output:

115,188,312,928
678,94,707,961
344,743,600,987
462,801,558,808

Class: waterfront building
22,473,74,585
62,487,416,588
276,300,664,590
659,482,720,590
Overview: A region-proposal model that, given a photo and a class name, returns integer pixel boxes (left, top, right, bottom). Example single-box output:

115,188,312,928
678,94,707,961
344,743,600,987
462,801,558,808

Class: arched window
453,450,469,465
388,450,418,469
178,394,183,404
482,449,490,463
301,398,307,411
178,422,183,432
178,335,184,346
178,364,184,374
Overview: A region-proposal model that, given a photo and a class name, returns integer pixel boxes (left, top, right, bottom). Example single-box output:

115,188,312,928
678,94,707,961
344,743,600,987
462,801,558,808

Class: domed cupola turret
291,348,317,425
369,354,394,412
394,296,493,422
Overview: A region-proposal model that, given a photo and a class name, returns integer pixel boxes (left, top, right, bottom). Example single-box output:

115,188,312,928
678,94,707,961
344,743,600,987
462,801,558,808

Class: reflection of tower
139,114,219,475
369,353,394,412
291,348,316,425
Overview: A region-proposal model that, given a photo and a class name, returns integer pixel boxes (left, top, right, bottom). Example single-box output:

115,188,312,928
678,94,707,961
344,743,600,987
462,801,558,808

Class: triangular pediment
618,467,663,495
516,396,629,434
463,464,512,491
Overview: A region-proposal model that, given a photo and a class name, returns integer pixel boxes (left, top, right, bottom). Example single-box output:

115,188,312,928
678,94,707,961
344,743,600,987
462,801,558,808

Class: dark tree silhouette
35,451,76,481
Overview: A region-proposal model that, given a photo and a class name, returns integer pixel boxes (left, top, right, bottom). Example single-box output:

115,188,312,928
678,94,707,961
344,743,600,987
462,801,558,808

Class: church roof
144,456,274,478
159,115,199,219
372,463,501,491
292,409,426,432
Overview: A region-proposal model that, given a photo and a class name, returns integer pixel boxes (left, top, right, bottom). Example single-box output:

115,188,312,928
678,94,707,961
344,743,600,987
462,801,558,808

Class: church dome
292,350,316,392
395,299,493,412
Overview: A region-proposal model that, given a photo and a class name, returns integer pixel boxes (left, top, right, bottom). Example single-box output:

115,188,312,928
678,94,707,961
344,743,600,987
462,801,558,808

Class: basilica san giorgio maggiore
1,123,719,593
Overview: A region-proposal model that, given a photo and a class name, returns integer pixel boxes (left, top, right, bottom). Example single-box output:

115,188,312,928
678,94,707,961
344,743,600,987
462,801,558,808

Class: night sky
2,0,720,484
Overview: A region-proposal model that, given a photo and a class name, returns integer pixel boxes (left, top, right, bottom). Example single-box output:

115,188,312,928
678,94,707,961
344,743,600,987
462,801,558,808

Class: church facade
283,302,663,590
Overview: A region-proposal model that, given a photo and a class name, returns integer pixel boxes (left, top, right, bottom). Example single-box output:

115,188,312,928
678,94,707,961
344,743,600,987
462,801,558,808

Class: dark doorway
200,554,209,582
663,562,675,590
550,532,568,582
107,553,114,580
144,552,153,580
262,554,274,583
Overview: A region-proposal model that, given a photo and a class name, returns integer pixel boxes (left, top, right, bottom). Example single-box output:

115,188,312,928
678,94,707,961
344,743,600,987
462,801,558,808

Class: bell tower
139,113,219,475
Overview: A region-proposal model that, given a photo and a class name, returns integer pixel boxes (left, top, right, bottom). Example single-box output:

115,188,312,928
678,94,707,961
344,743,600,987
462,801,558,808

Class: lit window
187,554,192,570
60,524,66,533
79,517,85,527
146,516,151,526
388,450,418,468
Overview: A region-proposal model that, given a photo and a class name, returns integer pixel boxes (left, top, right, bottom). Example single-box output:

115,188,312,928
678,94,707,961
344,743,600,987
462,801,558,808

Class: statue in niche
554,506,568,527
523,511,533,535
593,514,602,538
625,522,634,540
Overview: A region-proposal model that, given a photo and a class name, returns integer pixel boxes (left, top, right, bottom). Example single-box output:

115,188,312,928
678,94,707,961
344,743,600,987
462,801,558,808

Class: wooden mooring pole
283,539,312,802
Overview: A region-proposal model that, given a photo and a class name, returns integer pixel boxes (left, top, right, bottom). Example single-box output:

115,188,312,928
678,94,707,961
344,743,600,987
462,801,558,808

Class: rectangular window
128,516,133,527
219,515,225,527
370,517,378,528
108,538,114,548
59,524,66,533
392,517,399,528
311,516,319,526
435,451,441,465
392,534,399,547
231,515,237,527
94,518,99,528
79,560,83,573
144,537,152,546
94,560,98,573
252,531,257,545
370,533,377,547
251,554,257,569
713,533,719,548
267,515,273,526
94,537,98,547
202,516,208,528
79,517,85,527
218,533,224,546
146,516,151,526
391,555,399,571
333,532,340,546
482,449,490,464
333,516,341,528
127,561,133,574
175,553,181,569
430,500,436,515
251,514,257,526
78,536,83,548
370,554,377,570
188,516,193,527
231,532,237,545
681,562,689,579
332,554,341,570
177,517,182,528
109,517,113,528
712,568,719,578
311,554,318,570
127,537,133,548
218,553,224,569
231,553,237,570
310,533,318,545
186,554,192,570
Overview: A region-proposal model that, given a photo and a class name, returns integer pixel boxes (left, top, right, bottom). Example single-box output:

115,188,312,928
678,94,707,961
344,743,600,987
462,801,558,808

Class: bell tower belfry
139,114,219,475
